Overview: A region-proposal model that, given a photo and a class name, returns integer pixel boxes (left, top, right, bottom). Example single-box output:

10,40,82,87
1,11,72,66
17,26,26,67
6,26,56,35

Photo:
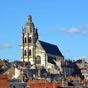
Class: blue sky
0,0,88,61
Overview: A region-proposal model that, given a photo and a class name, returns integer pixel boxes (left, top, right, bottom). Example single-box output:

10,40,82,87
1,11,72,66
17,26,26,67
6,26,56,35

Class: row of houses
0,58,88,87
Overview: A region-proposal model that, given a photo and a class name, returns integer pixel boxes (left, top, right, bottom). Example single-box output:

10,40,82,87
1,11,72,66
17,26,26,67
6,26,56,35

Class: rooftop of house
0,59,11,74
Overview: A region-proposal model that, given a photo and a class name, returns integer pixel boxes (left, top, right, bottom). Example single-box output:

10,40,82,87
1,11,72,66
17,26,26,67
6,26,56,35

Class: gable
36,40,45,52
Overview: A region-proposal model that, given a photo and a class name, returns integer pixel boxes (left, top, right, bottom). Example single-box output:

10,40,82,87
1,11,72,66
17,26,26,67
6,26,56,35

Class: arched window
24,50,26,56
28,37,31,43
24,37,27,43
28,49,31,56
35,56,41,64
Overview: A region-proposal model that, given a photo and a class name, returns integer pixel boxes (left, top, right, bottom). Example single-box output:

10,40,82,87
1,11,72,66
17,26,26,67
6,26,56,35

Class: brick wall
27,80,62,88
0,74,10,88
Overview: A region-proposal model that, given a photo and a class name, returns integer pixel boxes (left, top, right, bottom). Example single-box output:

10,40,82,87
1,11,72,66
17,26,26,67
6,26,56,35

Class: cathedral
21,15,64,71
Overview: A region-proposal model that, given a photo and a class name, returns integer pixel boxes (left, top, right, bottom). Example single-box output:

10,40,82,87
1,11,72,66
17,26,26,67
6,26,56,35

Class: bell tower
21,15,38,65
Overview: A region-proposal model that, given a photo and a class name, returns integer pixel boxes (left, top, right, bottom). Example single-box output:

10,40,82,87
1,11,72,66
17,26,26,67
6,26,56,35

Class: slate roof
61,62,76,68
68,81,84,86
39,40,64,57
0,68,9,74
0,60,11,74
75,59,82,63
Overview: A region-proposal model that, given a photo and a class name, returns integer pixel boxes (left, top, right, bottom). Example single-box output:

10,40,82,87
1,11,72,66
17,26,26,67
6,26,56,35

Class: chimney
82,58,85,67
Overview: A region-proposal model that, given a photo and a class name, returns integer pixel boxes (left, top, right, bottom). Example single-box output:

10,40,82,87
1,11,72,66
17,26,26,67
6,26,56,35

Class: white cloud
81,31,88,35
59,24,88,35
61,27,81,34
68,28,80,33
0,44,12,49
83,24,88,29
52,23,88,35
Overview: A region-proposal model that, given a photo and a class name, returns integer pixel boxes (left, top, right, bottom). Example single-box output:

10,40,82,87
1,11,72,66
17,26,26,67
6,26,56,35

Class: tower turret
21,15,38,66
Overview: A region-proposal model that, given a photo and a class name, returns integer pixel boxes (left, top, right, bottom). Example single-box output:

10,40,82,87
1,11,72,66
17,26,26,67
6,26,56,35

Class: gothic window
35,56,41,64
24,50,26,56
24,37,27,43
28,49,31,56
28,37,31,43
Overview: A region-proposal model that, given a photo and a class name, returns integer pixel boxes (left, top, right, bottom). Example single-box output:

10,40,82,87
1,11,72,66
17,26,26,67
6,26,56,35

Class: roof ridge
39,40,57,46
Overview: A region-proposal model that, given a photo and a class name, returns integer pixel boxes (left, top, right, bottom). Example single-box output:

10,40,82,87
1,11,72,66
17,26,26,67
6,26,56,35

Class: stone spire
27,15,32,23
22,15,34,33
21,15,39,65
